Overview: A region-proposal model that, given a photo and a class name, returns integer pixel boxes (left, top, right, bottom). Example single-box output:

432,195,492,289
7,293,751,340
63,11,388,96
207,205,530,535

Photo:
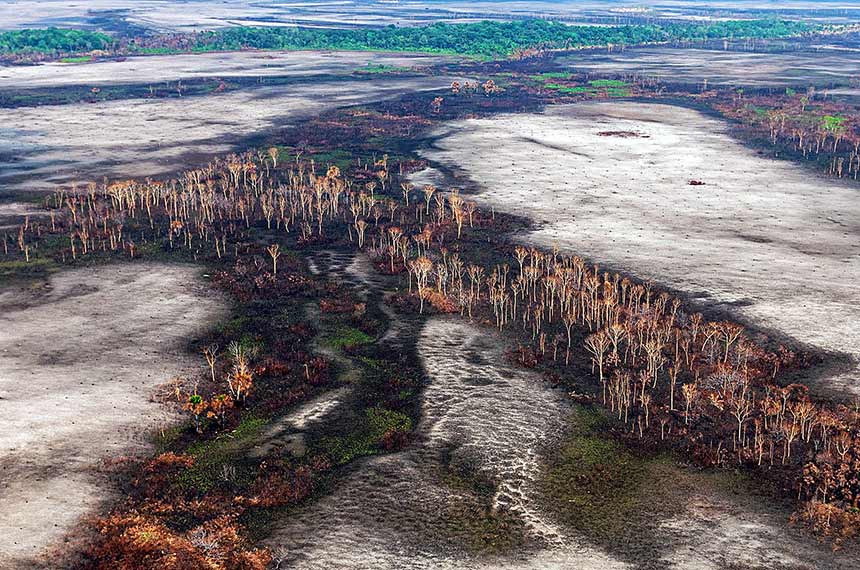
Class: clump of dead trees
13,141,860,547
716,88,860,180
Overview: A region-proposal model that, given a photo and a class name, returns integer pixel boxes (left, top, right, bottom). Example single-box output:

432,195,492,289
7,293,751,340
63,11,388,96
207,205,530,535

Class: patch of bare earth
0,51,456,89
0,262,227,569
558,47,860,87
416,101,860,399
0,75,463,195
265,316,629,569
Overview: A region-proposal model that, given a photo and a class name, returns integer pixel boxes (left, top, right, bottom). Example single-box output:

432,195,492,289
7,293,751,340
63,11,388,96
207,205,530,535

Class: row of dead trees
11,146,860,543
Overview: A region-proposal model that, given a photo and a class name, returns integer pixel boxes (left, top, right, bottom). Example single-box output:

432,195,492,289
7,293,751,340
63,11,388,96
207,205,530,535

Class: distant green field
543,79,632,98
59,55,93,63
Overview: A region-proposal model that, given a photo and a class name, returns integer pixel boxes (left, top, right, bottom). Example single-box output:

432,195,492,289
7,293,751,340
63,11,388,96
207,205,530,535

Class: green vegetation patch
543,83,588,94
606,87,632,97
0,256,60,281
177,414,269,492
320,407,412,465
589,79,628,88
310,148,355,171
543,82,630,97
2,20,817,59
0,28,112,54
356,63,412,74
538,405,648,541
534,72,574,80
822,114,846,132
193,19,815,58
324,325,373,349
59,55,93,63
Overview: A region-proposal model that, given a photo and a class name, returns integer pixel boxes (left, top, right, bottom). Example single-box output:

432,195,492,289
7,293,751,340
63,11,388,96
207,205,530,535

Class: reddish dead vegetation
319,296,355,313
80,452,269,570
74,264,337,568
710,89,860,180
84,453,332,570
89,513,270,570
13,90,860,550
51,243,338,567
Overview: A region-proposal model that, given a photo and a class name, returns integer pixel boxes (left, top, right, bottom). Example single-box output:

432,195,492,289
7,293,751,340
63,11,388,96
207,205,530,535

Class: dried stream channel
254,250,847,568
264,249,620,569
249,249,412,463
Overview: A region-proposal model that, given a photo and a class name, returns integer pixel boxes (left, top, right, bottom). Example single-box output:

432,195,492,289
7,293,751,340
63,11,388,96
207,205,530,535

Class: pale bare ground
0,262,227,569
0,74,462,195
558,47,860,87
0,0,580,32
265,315,848,569
415,101,860,398
0,50,455,89
3,0,855,33
266,316,630,570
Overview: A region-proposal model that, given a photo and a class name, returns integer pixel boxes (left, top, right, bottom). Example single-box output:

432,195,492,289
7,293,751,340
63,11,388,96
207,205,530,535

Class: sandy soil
825,87,860,103
0,51,454,89
0,262,227,569
0,0,575,32
0,74,461,195
266,315,628,570
558,47,860,87
415,101,860,398
3,0,856,33
265,312,850,569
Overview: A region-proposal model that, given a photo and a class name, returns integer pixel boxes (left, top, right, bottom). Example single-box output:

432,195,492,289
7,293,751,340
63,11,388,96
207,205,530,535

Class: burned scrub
7,56,860,567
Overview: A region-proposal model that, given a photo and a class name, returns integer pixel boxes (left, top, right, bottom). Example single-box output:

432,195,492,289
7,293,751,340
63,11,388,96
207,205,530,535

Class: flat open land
4,0,857,33
559,47,860,87
0,0,592,32
0,51,454,89
416,101,860,398
0,263,226,569
4,5,860,566
0,72,461,195
267,313,846,569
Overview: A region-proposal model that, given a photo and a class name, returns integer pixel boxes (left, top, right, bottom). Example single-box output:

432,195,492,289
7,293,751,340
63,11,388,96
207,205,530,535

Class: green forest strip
1,19,818,59
0,28,112,54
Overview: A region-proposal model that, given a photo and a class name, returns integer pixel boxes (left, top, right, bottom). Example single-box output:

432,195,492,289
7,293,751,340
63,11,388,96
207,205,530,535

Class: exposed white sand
660,495,808,570
0,75,461,194
559,47,860,87
0,0,585,32
3,0,855,33
0,262,227,569
416,101,860,398
0,50,453,89
265,315,853,568
266,316,628,569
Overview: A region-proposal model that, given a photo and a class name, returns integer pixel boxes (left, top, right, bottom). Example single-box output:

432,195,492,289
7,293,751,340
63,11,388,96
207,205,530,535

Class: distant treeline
0,19,817,60
0,28,112,54
193,20,815,56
